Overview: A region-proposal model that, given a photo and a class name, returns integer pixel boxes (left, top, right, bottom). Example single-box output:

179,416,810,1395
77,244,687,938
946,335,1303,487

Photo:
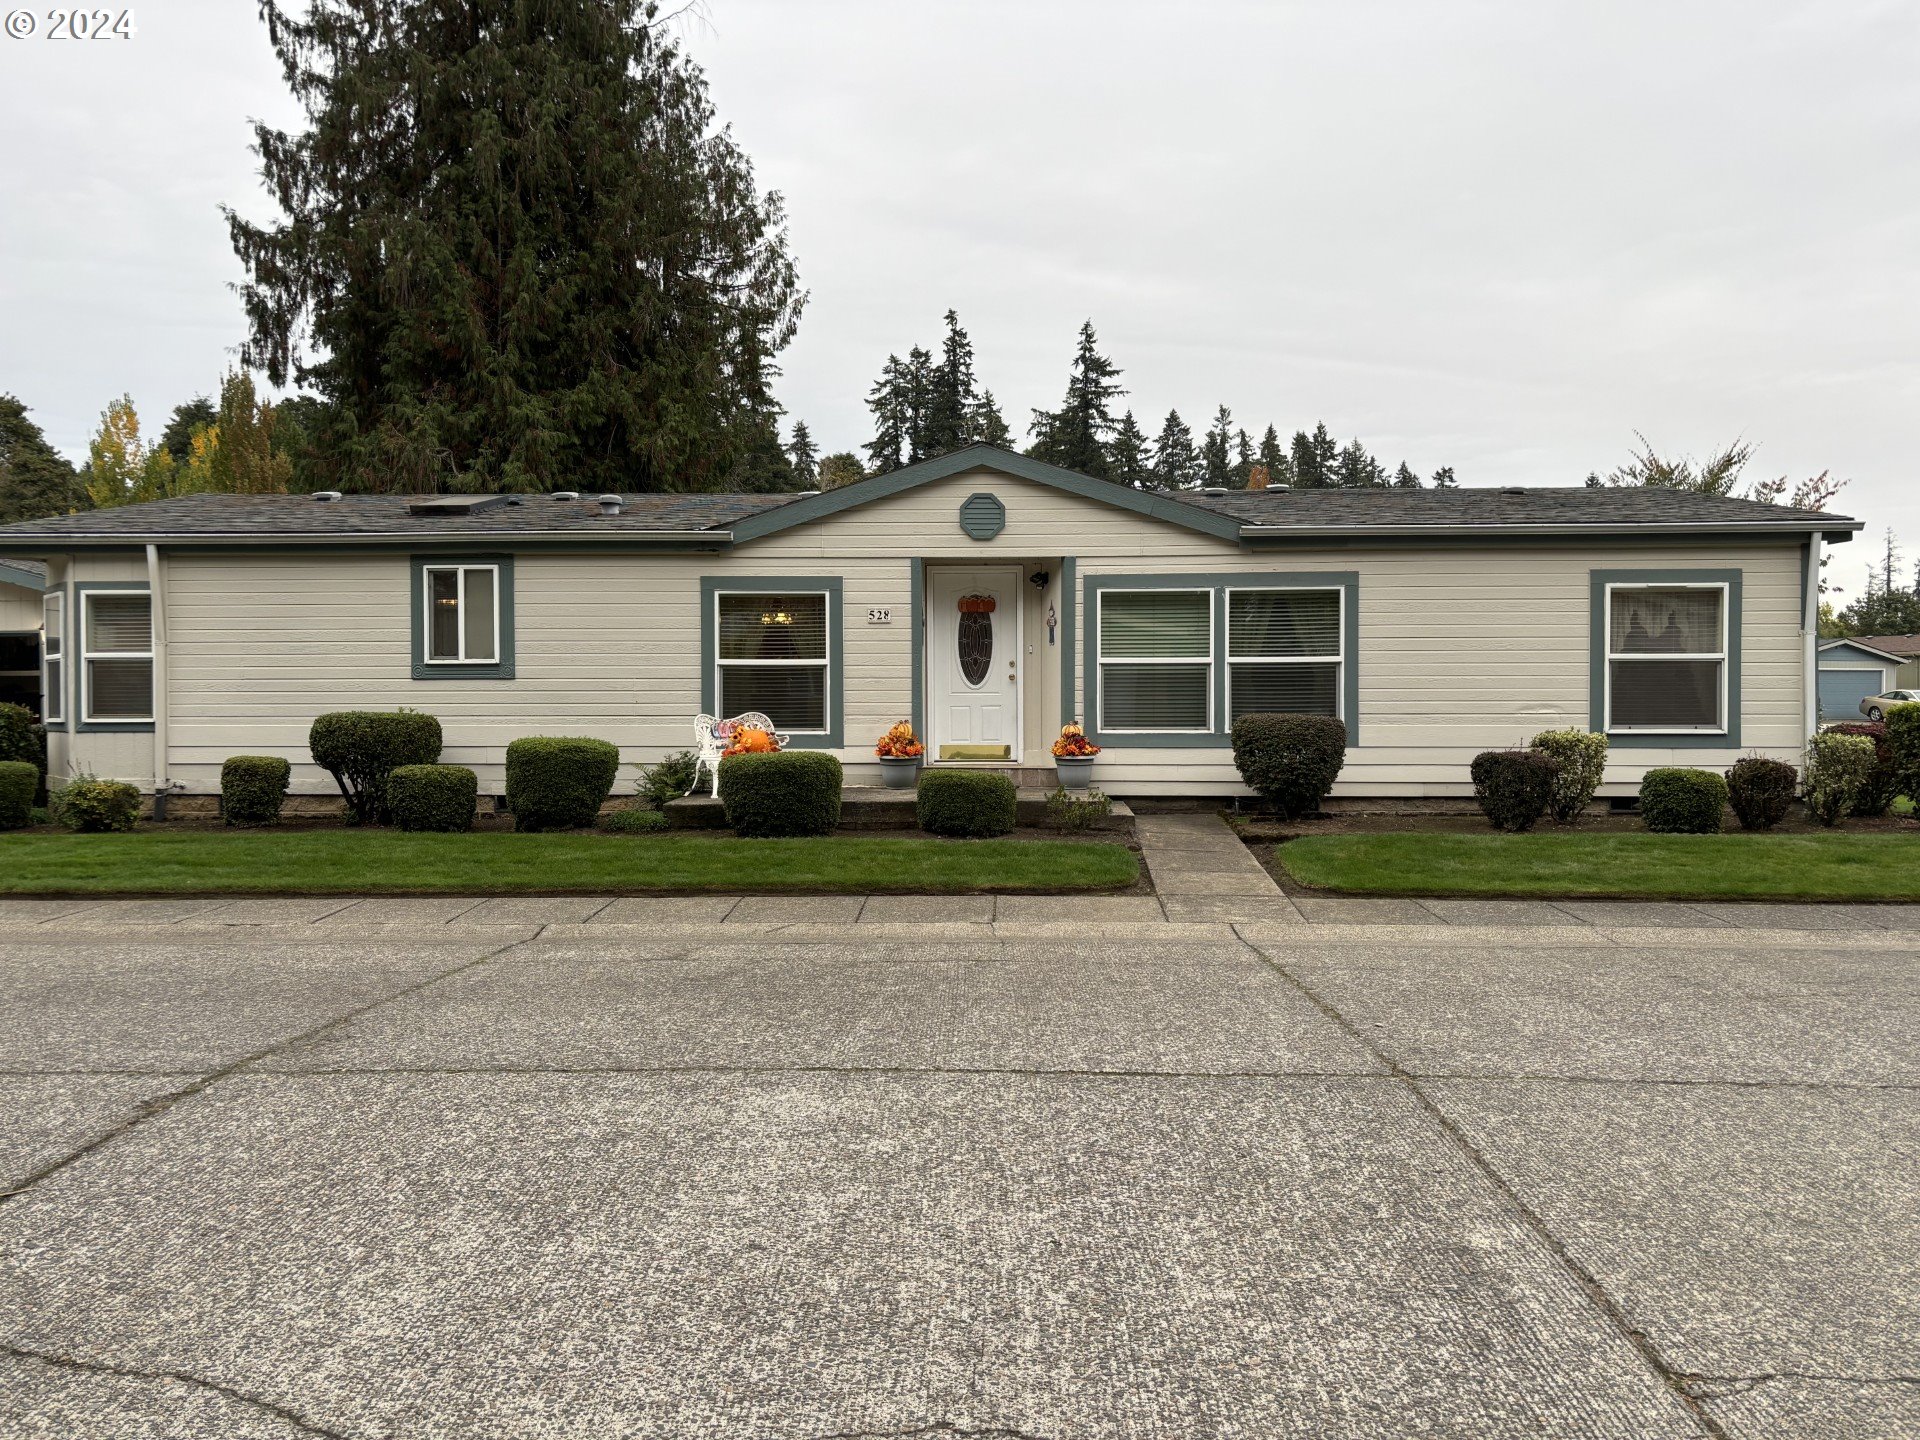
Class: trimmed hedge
505,736,621,831
603,807,670,834
1530,729,1608,822
1470,749,1559,832
389,764,478,832
0,760,35,829
221,755,290,826
1822,722,1897,816
1639,767,1727,834
1726,757,1797,831
51,775,141,833
1230,713,1347,820
0,702,45,805
1886,704,1920,806
309,710,442,824
916,768,1018,838
719,750,843,838
1805,731,1876,827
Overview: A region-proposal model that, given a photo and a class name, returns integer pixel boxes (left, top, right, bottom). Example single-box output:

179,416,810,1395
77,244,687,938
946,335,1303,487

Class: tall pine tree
863,355,911,475
1392,461,1421,488
1199,405,1234,487
1257,424,1296,487
1152,410,1200,489
785,421,818,487
1430,465,1457,489
227,0,802,493
0,395,83,524
969,391,1011,448
1028,320,1124,479
921,310,979,454
1108,411,1153,488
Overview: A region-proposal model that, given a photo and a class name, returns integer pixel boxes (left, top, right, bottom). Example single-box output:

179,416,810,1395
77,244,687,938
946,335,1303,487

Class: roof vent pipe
1201,486,1229,496
1269,483,1291,491
595,493,623,515
311,490,342,502
551,490,581,502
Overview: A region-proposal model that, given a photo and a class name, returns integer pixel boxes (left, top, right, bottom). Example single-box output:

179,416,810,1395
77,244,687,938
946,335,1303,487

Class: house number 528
867,607,892,624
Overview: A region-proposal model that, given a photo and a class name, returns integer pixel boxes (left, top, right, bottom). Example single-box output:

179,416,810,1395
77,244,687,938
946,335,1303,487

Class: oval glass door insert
957,594,995,687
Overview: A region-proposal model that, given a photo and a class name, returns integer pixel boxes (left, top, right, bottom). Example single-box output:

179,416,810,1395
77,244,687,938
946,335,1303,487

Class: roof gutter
0,530,736,552
1239,520,1864,541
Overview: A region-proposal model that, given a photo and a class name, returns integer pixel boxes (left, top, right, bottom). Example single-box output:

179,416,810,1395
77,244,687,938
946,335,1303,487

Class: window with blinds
1097,589,1212,732
715,591,830,731
422,564,499,663
82,590,153,722
1606,584,1726,730
42,591,64,723
1228,588,1342,722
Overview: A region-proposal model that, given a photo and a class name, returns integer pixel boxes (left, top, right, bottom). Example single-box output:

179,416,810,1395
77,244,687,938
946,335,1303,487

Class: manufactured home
0,445,1860,803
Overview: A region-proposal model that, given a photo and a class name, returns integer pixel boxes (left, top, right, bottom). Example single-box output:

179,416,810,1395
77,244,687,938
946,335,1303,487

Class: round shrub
1639,767,1727,834
1470,749,1559,832
1725,757,1797,831
389,764,478,832
1529,729,1608,822
309,710,442,824
505,736,621,831
719,750,843,838
603,807,670,834
221,755,291,826
51,774,141,833
1821,722,1897,816
1230,714,1347,820
0,701,36,770
915,768,1017,838
0,760,36,829
1804,731,1876,827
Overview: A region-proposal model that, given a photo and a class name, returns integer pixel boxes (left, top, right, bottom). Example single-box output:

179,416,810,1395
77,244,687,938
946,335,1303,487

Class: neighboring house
0,444,1862,801
0,557,47,715
1816,638,1908,722
1840,632,1920,691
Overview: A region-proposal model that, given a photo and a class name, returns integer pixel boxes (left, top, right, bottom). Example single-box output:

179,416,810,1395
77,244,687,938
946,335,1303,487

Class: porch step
664,786,1133,832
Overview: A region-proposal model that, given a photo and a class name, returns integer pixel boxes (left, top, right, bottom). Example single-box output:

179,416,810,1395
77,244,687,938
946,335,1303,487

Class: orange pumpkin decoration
722,725,779,757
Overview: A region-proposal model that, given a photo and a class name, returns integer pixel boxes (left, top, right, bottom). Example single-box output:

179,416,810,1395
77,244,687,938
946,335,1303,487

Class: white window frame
712,588,833,735
1095,587,1215,735
1225,584,1345,724
39,591,64,725
1603,581,1728,735
80,588,154,725
421,563,502,666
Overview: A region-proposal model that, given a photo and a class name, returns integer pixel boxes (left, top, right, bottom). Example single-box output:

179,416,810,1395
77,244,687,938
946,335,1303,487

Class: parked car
1861,689,1920,721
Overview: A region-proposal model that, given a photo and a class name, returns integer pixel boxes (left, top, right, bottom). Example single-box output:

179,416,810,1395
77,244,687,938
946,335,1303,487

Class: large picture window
40,591,63,723
1096,589,1213,732
715,590,830,732
1605,583,1727,732
81,589,153,723
422,563,499,664
1228,588,1342,722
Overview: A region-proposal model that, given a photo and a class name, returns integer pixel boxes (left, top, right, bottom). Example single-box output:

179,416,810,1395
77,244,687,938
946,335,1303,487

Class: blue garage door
1818,669,1881,721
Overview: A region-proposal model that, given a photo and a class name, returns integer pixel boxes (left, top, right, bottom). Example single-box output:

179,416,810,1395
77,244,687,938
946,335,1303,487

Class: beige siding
0,580,42,635
53,467,1812,798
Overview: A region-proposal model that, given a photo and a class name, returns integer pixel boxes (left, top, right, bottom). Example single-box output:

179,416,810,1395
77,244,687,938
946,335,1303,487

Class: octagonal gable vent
958,491,1006,540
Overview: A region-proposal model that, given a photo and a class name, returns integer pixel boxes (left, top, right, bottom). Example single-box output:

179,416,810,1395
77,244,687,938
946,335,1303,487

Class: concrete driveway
0,905,1914,1439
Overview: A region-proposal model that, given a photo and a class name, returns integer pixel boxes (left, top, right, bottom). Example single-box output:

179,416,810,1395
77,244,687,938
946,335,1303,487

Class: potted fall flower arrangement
1051,722,1100,788
874,721,925,788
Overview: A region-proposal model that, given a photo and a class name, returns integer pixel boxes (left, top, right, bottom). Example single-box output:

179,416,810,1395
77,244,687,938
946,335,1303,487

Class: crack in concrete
1680,1370,1920,1399
1236,933,1735,1440
3,1343,352,1438
0,935,539,1207
807,1423,1048,1440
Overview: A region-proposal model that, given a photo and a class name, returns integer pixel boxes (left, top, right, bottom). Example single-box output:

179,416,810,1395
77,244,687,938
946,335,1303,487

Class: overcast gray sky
2,0,1915,597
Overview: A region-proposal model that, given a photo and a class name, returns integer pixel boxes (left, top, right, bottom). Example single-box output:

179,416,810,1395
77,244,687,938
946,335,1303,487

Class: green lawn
1277,831,1920,902
0,830,1139,897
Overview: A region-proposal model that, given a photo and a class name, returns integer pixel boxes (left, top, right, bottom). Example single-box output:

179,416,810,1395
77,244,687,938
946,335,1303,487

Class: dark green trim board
699,575,845,748
909,559,925,744
1590,568,1742,748
1080,571,1360,749
727,444,1246,545
0,563,46,591
409,555,516,680
72,581,154,733
1059,557,1078,726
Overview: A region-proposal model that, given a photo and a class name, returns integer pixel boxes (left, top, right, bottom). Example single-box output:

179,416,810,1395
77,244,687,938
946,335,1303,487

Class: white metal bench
689,712,790,798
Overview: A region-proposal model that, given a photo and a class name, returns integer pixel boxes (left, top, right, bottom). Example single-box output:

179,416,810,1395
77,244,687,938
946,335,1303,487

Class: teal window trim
1059,557,1078,726
1590,568,1741,748
1081,571,1360,748
73,580,154,734
909,560,925,743
410,554,515,680
699,575,845,748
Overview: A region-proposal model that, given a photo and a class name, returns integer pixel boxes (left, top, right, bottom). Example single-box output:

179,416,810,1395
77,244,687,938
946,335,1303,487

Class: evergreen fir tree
1257,425,1295,487
1431,465,1457,489
1392,461,1422,488
922,310,979,454
863,355,910,475
785,421,818,487
1152,409,1200,489
725,399,796,492
1028,320,1124,479
1336,438,1386,488
1231,428,1256,488
1108,411,1153,488
227,0,802,492
0,394,83,524
1200,405,1234,487
903,345,935,463
969,391,1011,448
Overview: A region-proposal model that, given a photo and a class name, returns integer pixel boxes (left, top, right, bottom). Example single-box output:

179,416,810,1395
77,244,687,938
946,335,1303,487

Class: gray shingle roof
0,557,47,583
1177,485,1845,529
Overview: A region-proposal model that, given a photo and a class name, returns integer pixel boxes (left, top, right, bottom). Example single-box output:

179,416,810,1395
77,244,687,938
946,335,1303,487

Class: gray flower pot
878,756,921,789
1054,757,1096,790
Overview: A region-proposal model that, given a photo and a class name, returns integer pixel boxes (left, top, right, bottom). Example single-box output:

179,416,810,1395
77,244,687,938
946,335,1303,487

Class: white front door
928,566,1021,761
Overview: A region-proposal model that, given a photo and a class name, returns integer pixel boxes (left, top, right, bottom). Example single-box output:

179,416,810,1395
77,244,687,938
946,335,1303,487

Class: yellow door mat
938,744,1012,760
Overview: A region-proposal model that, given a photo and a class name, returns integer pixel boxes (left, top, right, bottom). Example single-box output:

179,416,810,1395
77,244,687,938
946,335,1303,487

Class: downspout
145,543,171,816
1802,534,1821,744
